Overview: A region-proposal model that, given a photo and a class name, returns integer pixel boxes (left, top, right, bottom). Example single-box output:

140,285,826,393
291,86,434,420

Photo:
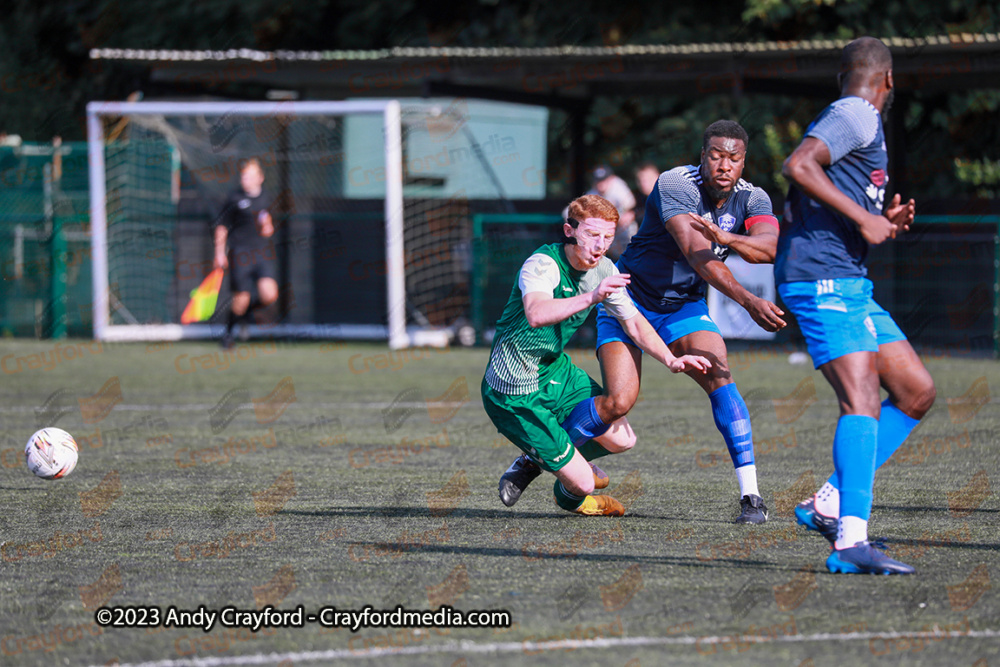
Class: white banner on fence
707,255,777,340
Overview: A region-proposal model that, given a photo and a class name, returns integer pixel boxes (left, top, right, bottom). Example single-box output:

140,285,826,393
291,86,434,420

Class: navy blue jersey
618,165,777,314
775,96,888,285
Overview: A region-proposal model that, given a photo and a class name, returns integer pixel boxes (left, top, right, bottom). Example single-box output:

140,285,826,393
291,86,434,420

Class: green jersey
484,243,638,395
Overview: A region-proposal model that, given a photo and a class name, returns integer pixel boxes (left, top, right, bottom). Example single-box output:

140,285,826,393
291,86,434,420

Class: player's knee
620,429,637,452
258,282,279,305
910,380,936,418
708,356,731,380
232,293,251,315
565,476,594,497
603,392,636,422
605,421,637,452
598,435,632,455
844,396,881,417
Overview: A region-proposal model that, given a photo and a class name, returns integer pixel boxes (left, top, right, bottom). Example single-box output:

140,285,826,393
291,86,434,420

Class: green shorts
481,354,602,473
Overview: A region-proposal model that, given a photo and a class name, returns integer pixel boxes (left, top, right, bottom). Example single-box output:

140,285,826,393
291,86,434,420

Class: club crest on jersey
718,213,737,232
238,198,252,209
870,169,886,187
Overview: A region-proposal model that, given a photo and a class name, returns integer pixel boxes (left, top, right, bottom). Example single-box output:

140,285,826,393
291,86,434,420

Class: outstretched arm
620,313,711,373
666,213,785,332
596,274,711,373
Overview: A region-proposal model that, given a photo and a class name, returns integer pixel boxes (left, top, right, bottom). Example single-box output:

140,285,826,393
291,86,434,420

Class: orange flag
180,268,224,324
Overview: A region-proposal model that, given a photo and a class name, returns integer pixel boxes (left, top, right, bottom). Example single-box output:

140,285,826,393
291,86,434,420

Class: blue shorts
596,297,721,351
778,278,906,369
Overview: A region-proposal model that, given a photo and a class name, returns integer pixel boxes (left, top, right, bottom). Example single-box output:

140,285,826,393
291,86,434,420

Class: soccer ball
25,428,79,479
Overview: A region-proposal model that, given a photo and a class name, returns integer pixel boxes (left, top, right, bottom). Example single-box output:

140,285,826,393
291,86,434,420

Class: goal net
87,99,514,348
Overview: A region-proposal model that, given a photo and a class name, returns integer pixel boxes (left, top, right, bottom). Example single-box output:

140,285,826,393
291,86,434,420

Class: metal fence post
994,220,999,358
46,161,67,339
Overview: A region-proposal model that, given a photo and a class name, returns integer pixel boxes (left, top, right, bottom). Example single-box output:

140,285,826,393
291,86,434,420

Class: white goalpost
86,99,449,349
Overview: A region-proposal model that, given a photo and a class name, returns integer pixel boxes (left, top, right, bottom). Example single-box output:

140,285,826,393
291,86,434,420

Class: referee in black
212,158,279,349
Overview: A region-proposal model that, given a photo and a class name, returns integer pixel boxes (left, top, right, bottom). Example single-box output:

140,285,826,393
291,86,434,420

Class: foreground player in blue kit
500,121,786,524
777,37,936,574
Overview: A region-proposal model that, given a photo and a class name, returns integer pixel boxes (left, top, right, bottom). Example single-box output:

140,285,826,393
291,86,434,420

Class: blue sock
833,415,878,520
709,383,755,469
561,397,610,447
826,399,920,488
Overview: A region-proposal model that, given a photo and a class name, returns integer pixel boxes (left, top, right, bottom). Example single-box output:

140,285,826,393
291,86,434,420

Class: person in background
633,160,660,229
212,158,278,349
635,161,660,199
589,165,637,261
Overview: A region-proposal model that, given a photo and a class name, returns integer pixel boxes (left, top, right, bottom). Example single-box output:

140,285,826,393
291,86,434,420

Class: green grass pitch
0,339,998,666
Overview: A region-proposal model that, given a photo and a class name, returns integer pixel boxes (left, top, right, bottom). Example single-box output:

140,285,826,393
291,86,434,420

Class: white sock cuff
814,482,839,517
736,464,759,498
836,515,868,549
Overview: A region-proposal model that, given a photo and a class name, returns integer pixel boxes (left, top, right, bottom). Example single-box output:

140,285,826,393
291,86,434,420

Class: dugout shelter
6,35,998,349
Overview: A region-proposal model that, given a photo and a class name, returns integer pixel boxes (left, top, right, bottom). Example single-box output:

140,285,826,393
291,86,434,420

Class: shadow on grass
878,537,1000,551
873,504,998,514
281,507,563,519
342,539,797,570
280,507,743,524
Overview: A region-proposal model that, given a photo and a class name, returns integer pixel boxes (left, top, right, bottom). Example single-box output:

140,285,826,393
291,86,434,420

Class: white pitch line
0,399,731,413
0,402,473,413
86,628,1000,667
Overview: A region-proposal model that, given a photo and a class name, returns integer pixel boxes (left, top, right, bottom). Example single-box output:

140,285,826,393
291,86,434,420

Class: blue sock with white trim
816,398,920,516
822,398,921,496
833,414,879,521
710,383,758,497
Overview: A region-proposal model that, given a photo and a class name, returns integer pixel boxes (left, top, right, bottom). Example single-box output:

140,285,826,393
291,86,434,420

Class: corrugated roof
89,33,1000,63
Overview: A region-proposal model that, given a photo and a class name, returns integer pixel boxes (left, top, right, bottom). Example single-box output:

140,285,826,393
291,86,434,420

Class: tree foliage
0,0,996,202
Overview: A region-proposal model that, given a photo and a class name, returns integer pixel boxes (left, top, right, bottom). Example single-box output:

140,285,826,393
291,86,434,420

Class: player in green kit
482,195,712,516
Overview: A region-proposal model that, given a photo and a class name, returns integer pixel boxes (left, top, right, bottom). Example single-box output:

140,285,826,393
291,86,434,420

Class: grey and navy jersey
618,165,777,314
775,96,888,284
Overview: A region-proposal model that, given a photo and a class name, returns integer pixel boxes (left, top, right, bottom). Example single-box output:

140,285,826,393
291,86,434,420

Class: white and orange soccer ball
25,427,79,479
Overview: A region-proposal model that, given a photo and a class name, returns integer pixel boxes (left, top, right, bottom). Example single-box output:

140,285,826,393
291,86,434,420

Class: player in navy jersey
212,159,279,349
777,37,936,574
498,120,786,524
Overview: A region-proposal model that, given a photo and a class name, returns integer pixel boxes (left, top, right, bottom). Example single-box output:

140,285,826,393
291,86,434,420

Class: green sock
553,480,585,511
576,440,612,461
